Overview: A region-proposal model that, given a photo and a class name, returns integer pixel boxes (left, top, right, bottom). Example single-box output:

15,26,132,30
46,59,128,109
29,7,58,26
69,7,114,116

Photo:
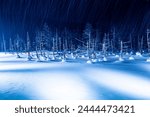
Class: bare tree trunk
119,41,124,61
140,36,143,54
27,32,32,61
147,29,150,56
2,34,6,54
35,47,41,61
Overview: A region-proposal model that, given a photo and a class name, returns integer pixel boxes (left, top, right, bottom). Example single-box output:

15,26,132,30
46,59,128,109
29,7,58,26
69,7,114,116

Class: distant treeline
0,23,150,54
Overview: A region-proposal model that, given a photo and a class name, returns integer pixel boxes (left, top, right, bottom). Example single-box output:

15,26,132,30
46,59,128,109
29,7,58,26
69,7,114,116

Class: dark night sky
0,0,150,39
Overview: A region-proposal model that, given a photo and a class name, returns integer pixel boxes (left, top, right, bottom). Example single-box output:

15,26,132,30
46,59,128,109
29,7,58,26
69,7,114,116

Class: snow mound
129,56,135,60
119,57,124,62
87,60,92,64
61,59,66,63
92,59,98,63
115,55,119,57
146,58,150,62
136,52,142,57
103,57,107,61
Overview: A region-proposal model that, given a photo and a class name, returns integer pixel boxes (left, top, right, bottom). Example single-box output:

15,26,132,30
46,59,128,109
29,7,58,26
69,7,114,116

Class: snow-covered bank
0,53,150,100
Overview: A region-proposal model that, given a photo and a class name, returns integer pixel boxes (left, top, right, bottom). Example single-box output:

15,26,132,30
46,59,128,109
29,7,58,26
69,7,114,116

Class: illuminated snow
0,53,150,100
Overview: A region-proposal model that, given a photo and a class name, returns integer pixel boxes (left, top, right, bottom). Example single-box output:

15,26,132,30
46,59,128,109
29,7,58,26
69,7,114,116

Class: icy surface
0,53,150,100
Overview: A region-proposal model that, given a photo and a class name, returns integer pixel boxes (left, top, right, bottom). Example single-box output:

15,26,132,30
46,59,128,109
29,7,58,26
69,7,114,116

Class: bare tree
26,32,32,61
147,29,150,56
9,38,14,53
119,40,124,61
2,34,6,54
146,29,150,62
102,33,110,61
35,31,42,61
83,23,93,58
15,34,22,58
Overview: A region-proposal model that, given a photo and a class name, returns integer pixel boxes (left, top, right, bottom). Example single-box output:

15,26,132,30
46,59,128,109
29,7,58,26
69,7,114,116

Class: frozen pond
0,53,150,100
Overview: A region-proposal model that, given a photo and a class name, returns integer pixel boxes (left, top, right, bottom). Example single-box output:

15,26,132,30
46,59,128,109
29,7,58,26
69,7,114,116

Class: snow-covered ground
0,52,150,100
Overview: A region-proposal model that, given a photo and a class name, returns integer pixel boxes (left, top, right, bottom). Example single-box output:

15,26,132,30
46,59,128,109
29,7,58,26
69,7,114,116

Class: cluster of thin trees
0,23,150,61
